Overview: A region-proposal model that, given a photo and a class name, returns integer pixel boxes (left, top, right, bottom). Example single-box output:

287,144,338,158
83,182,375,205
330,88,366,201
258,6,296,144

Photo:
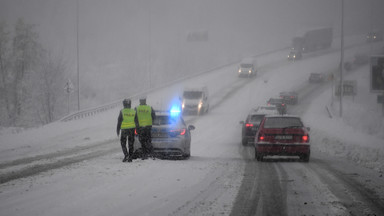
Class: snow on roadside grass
303,65,384,173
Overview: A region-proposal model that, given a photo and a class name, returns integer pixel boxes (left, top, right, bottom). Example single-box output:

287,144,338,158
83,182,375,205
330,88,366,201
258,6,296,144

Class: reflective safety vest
136,105,152,127
121,108,136,129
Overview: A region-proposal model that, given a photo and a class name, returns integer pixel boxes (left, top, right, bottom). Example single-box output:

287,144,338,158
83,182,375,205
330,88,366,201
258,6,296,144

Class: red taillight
259,135,265,141
302,135,308,142
135,129,138,135
170,129,186,136
290,96,294,98
246,123,253,127
180,129,186,135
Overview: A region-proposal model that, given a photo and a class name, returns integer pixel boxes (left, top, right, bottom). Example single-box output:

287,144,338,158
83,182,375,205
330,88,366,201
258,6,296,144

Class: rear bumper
134,137,190,156
255,143,310,156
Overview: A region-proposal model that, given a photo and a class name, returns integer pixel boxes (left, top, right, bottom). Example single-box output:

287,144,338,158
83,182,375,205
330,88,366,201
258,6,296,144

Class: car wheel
255,150,263,161
183,153,190,159
300,154,310,162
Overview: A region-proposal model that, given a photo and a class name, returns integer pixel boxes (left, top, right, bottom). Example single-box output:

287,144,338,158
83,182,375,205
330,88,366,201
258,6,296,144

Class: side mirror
188,125,195,130
239,121,244,125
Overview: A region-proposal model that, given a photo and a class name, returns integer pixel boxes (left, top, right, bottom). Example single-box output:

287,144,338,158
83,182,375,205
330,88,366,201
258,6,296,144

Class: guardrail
59,47,288,122
60,93,145,122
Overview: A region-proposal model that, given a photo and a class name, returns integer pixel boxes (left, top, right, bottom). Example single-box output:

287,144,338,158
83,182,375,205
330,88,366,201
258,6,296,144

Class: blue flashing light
170,105,181,117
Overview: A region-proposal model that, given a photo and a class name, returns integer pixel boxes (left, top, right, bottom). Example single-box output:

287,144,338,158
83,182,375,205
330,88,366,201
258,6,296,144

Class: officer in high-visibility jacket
117,99,137,162
135,96,156,160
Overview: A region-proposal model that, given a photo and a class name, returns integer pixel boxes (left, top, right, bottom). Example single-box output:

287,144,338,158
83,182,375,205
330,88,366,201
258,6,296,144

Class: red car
254,115,310,162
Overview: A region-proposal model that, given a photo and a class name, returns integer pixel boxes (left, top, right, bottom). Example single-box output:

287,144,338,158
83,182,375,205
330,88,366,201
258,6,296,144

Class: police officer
117,99,137,162
135,96,156,160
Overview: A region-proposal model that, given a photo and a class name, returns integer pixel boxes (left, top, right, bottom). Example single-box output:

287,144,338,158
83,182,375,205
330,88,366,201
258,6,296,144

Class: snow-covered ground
1,36,384,216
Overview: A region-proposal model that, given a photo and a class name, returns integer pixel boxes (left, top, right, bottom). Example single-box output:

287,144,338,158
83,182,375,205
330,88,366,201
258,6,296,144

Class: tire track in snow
308,158,384,215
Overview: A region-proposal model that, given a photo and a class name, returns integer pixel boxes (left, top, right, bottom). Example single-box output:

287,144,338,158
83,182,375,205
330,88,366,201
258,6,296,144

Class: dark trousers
138,126,153,156
120,129,135,157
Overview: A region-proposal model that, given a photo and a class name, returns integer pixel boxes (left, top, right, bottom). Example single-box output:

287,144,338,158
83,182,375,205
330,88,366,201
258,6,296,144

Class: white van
181,87,209,115
238,58,257,77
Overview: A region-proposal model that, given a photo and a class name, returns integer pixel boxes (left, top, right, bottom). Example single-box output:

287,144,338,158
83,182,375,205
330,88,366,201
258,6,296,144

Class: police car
133,108,195,159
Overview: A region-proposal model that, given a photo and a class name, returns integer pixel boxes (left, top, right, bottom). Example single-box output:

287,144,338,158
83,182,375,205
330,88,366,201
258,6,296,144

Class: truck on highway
291,27,332,53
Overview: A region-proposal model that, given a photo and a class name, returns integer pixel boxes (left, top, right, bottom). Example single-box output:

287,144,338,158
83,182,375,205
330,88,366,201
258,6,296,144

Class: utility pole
76,0,80,111
148,0,152,89
339,0,344,117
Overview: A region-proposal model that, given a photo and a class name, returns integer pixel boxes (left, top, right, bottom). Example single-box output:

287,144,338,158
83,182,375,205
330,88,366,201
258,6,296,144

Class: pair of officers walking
116,97,156,162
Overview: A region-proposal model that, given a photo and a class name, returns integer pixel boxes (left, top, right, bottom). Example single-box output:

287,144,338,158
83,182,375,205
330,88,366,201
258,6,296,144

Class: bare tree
10,18,42,125
35,51,67,124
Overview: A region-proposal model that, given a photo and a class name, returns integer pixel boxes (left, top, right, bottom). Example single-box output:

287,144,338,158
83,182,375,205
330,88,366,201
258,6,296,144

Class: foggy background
1,0,383,125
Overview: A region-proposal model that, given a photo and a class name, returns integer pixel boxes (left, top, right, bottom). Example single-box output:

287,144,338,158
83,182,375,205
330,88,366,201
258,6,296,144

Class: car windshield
183,91,202,99
263,117,303,128
249,114,265,122
269,98,283,103
153,115,178,125
240,64,253,68
260,106,276,110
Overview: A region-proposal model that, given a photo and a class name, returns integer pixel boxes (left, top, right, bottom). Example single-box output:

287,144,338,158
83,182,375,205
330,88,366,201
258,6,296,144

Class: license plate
275,135,292,140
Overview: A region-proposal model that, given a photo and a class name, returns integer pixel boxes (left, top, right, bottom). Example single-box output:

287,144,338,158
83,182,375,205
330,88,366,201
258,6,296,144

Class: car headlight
182,102,185,109
238,69,241,73
249,70,251,74
293,55,296,58
198,102,203,109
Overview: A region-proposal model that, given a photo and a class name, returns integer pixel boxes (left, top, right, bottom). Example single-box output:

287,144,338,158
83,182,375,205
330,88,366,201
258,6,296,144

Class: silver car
133,110,195,159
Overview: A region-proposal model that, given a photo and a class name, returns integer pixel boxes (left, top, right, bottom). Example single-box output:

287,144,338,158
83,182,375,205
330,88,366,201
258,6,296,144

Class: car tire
300,154,310,162
255,150,263,161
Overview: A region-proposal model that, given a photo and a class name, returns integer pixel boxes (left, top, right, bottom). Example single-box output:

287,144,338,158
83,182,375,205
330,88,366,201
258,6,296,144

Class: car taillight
180,129,186,135
246,123,253,127
135,129,138,135
170,129,186,136
258,135,265,141
302,135,309,142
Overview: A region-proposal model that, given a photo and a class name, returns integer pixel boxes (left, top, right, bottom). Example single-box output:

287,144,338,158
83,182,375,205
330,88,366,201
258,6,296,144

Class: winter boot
122,155,129,162
127,154,133,162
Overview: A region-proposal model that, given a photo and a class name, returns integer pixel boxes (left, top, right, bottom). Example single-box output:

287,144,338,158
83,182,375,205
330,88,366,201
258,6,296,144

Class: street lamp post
339,0,344,117
76,0,80,111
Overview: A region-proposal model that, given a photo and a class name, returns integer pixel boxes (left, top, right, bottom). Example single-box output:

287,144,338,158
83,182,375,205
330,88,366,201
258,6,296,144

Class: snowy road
230,73,384,215
1,38,384,216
